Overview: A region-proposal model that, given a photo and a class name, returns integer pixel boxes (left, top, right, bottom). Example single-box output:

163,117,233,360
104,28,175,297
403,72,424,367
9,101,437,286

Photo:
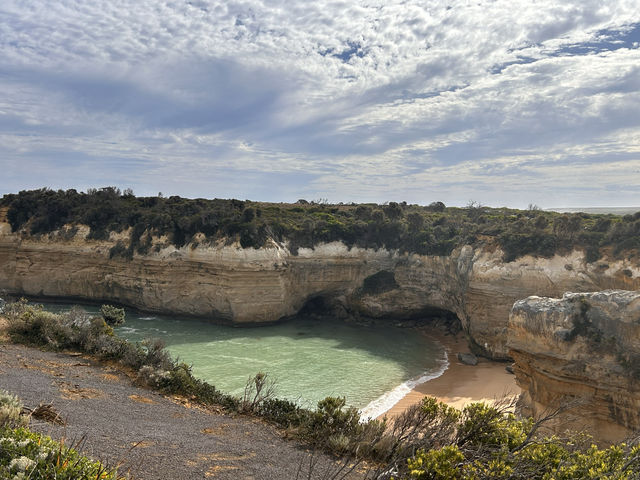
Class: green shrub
397,397,640,480
0,426,121,479
7,305,74,349
407,445,465,480
0,391,120,479
307,397,361,446
259,398,306,427
456,402,530,449
100,304,125,326
0,391,28,428
406,437,640,480
4,188,637,263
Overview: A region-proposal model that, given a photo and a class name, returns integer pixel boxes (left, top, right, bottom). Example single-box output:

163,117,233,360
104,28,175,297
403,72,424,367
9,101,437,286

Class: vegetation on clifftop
1,187,640,262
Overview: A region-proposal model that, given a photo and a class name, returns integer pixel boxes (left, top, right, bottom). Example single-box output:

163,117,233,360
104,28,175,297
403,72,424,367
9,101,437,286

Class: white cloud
1,0,639,206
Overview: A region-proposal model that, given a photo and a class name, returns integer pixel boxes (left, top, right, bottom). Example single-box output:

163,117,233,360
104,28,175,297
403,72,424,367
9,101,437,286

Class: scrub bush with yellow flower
404,399,640,480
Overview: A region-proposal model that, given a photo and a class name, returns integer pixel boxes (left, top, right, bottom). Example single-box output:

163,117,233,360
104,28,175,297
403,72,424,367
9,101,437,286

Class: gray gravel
0,343,366,479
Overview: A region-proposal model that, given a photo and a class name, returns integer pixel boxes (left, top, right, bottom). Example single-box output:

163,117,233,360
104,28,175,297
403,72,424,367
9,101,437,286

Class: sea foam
359,348,449,421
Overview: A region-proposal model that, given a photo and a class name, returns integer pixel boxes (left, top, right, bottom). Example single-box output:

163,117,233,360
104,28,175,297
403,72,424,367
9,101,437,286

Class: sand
381,330,520,418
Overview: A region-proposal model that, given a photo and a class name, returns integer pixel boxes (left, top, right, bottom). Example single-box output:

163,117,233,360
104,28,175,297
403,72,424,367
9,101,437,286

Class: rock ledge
508,290,640,442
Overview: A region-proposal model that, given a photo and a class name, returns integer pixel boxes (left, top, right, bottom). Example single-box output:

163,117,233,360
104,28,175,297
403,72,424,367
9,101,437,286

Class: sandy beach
381,329,520,418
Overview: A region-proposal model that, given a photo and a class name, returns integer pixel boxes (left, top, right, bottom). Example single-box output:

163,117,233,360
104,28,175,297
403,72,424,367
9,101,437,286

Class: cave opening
297,295,333,318
408,306,462,335
296,295,462,335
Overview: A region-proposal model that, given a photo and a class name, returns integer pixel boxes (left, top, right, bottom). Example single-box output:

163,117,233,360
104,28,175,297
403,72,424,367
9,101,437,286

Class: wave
117,326,139,334
359,348,449,421
138,316,158,321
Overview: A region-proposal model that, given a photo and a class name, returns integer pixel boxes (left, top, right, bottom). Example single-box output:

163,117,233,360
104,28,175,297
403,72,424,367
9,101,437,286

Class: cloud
1,0,639,207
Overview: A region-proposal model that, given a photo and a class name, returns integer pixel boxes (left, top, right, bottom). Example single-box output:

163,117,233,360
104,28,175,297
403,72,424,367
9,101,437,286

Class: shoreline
3,303,519,420
377,328,520,419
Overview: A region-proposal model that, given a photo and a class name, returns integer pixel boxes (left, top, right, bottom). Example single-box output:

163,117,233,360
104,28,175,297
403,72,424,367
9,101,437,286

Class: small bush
0,391,28,428
259,398,305,427
7,305,74,349
308,397,361,446
0,426,121,479
108,240,129,259
141,338,173,371
100,304,125,326
241,372,277,413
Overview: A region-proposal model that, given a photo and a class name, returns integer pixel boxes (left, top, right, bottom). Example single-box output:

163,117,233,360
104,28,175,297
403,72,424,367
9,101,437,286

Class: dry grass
58,382,104,400
31,403,66,425
128,394,155,404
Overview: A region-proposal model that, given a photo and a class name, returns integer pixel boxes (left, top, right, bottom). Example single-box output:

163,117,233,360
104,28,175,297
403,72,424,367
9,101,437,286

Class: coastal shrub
241,372,277,413
157,362,240,410
405,435,640,480
100,304,126,326
396,398,640,480
0,392,121,479
407,445,465,479
4,187,638,263
259,398,307,427
456,402,531,449
0,391,28,428
0,426,121,479
327,433,352,453
140,338,173,371
387,397,461,460
498,232,557,262
307,397,362,447
6,304,74,349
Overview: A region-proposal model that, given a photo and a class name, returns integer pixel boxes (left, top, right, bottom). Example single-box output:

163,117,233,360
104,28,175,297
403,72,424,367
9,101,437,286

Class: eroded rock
508,290,640,442
0,214,638,359
457,353,478,365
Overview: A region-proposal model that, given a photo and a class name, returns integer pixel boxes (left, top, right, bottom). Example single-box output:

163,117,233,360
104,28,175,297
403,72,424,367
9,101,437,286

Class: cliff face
0,216,638,359
508,291,640,441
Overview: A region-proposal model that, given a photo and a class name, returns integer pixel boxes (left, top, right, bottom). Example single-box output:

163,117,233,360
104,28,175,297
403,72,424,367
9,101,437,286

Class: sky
1,1,639,208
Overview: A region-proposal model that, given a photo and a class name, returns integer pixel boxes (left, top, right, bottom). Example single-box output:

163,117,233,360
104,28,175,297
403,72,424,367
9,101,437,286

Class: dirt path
0,343,363,479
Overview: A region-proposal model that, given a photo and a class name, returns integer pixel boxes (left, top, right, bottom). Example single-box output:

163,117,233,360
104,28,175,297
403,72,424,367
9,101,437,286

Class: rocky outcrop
508,291,640,441
0,215,638,359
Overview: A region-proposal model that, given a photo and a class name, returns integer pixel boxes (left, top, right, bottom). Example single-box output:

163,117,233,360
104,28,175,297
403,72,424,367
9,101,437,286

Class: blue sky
1,1,639,208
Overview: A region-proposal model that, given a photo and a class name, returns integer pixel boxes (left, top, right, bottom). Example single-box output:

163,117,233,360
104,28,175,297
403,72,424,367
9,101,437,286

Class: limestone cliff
508,291,640,441
0,215,638,359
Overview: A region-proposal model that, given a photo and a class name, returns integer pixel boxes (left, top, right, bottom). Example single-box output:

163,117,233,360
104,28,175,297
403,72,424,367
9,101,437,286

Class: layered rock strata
508,291,640,441
0,215,638,359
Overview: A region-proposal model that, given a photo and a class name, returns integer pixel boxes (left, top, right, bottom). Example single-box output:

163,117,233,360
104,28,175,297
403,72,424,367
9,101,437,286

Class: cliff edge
508,290,640,441
1,211,638,359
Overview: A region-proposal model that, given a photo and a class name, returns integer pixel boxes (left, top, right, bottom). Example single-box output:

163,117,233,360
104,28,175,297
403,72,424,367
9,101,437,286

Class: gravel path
0,343,365,479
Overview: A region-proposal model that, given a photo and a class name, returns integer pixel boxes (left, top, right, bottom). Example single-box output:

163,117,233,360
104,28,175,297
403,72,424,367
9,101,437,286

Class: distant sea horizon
546,207,640,215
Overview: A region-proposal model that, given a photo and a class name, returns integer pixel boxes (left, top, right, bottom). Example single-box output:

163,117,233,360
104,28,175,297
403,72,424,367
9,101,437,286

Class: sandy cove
381,329,520,418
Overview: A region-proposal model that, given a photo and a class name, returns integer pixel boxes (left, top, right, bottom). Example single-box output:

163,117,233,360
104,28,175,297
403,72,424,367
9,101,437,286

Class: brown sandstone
508,290,640,442
0,216,638,360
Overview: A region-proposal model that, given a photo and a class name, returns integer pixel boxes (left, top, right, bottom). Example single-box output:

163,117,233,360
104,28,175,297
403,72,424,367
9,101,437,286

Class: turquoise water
42,303,446,416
